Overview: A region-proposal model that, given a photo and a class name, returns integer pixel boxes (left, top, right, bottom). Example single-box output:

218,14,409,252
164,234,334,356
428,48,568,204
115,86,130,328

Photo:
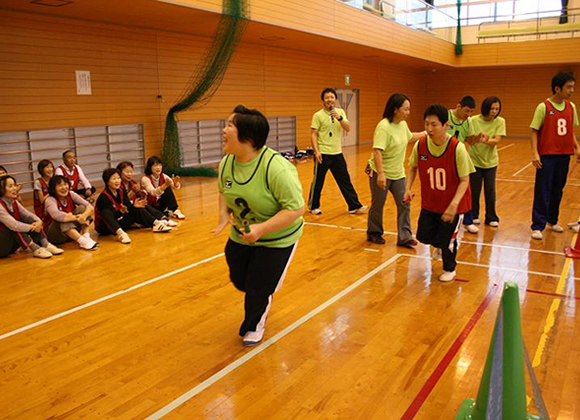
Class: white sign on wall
75,70,92,95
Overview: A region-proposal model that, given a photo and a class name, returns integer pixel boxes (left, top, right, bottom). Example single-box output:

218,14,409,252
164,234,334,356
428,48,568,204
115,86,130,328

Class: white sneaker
439,270,456,282
242,330,264,346
153,220,172,233
488,221,499,227
531,230,543,240
78,236,99,250
310,208,322,215
117,230,132,244
432,247,442,261
33,247,53,259
550,224,564,233
163,219,178,227
172,209,186,220
349,205,369,214
45,243,64,255
472,218,481,225
466,224,479,233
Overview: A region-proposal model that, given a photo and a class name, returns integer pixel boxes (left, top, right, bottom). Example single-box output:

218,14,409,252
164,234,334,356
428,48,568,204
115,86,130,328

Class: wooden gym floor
1,140,579,419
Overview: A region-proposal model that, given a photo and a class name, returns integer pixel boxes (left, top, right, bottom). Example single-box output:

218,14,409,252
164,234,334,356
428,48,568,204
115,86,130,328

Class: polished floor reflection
0,140,579,419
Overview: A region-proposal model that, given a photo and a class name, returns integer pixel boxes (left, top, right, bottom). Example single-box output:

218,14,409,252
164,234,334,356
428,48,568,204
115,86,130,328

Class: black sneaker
367,234,385,245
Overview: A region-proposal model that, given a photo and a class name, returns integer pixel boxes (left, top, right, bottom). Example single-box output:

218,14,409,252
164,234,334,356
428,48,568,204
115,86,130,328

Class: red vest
33,178,49,220
146,174,165,206
0,199,21,231
94,188,125,229
60,165,80,190
538,100,576,156
417,136,471,215
44,194,75,230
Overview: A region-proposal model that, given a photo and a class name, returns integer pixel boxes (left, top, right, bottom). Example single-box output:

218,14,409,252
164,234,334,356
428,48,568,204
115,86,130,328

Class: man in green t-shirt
447,95,479,233
308,88,367,215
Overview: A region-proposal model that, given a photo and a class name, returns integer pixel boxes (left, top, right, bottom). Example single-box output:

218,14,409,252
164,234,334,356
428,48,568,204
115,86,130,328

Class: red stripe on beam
400,284,499,420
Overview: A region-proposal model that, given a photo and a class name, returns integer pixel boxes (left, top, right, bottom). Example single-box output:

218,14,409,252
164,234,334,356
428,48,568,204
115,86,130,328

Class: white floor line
404,254,580,280
498,143,515,152
0,253,225,342
513,162,532,177
146,254,403,420
496,178,580,187
306,221,566,256
364,248,380,252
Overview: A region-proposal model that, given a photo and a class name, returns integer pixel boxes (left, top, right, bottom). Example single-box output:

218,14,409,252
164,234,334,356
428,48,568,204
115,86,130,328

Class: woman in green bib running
213,105,305,346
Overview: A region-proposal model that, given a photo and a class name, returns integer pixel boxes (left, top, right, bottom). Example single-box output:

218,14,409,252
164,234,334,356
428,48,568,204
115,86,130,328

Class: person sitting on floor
141,156,185,220
44,175,98,251
0,174,63,259
95,168,172,244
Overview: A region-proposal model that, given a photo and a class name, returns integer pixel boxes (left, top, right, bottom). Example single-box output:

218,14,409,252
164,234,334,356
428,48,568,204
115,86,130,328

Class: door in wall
336,89,359,148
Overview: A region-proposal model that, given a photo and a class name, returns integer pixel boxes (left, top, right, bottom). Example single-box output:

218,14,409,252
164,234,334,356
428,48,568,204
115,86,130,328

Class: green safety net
162,0,248,176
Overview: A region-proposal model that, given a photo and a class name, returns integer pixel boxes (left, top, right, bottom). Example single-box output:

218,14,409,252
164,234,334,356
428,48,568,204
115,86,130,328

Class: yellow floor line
527,229,577,406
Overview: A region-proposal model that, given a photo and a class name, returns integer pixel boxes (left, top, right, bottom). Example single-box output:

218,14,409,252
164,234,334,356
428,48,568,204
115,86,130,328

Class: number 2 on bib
427,167,446,191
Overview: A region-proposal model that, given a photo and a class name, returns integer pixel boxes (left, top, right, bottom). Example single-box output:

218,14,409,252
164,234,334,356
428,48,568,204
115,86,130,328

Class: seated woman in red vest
116,161,177,227
140,156,185,220
0,175,63,259
33,159,54,226
0,165,23,203
95,168,172,244
44,175,98,250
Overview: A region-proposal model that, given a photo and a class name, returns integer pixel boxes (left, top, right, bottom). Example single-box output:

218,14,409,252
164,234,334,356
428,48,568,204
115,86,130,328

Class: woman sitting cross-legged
141,156,185,220
0,175,63,259
44,175,98,251
95,168,172,244
117,161,177,227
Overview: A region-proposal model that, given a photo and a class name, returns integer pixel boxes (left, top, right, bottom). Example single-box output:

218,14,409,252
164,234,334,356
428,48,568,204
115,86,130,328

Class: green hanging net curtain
162,0,249,177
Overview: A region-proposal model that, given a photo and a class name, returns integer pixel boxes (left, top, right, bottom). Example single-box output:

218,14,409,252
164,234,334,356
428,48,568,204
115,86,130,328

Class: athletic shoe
242,330,264,346
349,205,369,214
398,239,418,249
153,220,172,233
310,208,322,215
465,224,479,233
531,230,543,240
172,209,186,220
45,243,64,255
117,230,132,244
163,219,178,227
78,236,99,250
488,221,499,227
550,224,564,233
439,270,456,282
32,247,52,259
432,247,442,261
472,218,481,225
367,234,385,245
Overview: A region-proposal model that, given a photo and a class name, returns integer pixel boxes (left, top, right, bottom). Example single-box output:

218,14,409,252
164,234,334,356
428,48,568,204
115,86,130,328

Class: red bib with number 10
417,136,471,215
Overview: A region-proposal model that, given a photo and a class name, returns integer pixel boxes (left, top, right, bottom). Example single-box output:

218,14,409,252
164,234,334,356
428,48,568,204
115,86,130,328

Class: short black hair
0,175,16,197
459,96,476,109
424,104,449,125
481,96,502,118
320,88,337,101
552,71,575,94
116,161,134,171
48,175,69,197
232,105,270,150
62,149,75,158
383,93,410,122
37,159,54,177
145,156,163,176
102,168,121,185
